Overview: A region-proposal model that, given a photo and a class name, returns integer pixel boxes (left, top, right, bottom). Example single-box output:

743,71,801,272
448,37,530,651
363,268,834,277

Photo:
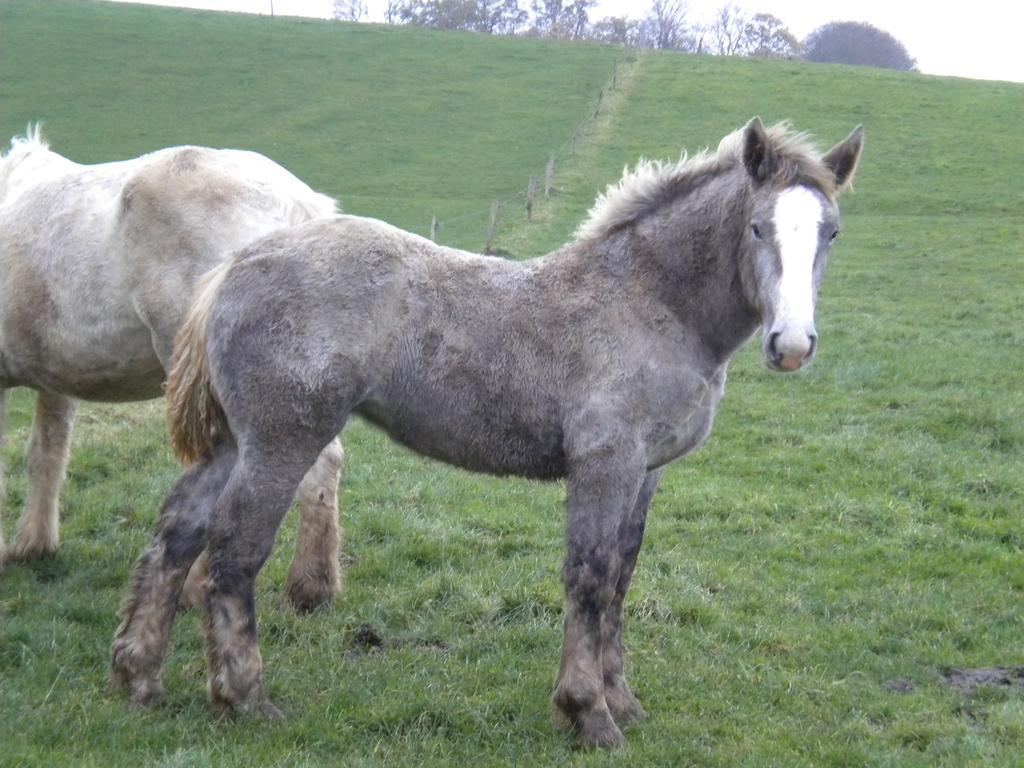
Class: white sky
108,0,1024,83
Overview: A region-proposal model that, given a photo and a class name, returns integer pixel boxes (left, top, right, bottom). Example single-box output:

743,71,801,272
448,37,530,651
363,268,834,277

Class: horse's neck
598,176,760,363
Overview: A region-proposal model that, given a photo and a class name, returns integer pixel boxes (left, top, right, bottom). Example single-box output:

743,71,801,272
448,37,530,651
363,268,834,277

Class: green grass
2,2,1024,766
0,0,619,250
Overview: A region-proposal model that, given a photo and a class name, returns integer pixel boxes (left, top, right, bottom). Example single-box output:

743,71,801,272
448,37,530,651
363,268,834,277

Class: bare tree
333,0,367,21
708,2,748,56
396,0,528,34
398,0,473,29
478,0,529,34
590,15,643,46
642,0,690,50
530,0,563,36
530,0,593,39
562,0,595,39
383,0,404,23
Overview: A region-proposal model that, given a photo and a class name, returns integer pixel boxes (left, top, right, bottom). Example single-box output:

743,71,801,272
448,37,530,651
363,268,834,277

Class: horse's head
739,118,864,372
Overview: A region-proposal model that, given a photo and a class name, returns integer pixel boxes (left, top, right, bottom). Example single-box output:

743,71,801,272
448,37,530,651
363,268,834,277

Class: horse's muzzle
765,329,818,372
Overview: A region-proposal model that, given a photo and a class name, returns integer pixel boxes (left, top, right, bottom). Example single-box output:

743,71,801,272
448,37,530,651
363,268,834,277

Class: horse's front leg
2,392,78,565
553,450,645,749
601,468,663,726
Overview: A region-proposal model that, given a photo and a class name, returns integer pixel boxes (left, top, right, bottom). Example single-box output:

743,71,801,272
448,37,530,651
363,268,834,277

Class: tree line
332,1,916,71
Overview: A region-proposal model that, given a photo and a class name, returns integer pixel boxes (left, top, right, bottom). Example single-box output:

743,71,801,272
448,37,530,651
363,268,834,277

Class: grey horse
0,128,344,610
113,118,863,748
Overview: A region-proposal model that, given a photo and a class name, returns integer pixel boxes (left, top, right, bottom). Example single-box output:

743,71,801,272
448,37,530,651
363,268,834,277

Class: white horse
0,127,345,610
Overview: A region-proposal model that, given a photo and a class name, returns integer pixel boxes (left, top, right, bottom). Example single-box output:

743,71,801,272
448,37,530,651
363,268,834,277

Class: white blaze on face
772,186,824,331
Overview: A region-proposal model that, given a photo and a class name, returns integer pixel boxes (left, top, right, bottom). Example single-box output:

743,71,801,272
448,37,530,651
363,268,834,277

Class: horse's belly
3,358,165,401
55,361,165,401
358,399,567,481
0,326,165,401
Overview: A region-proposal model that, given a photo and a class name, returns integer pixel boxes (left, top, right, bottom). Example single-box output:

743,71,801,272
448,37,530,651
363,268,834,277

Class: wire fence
428,57,625,253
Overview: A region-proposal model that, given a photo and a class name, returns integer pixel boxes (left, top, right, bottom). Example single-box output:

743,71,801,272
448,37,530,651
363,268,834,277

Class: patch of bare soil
941,667,1024,694
346,624,449,658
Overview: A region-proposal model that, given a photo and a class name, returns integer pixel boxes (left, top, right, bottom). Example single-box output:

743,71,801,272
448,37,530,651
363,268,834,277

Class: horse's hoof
574,709,625,749
604,683,646,726
552,693,625,748
212,694,284,721
284,570,339,613
110,634,164,712
0,537,58,566
258,699,285,721
111,659,165,711
128,680,166,710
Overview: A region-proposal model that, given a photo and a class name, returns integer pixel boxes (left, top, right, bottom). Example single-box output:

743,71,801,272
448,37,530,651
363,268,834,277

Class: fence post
544,154,556,198
485,201,501,254
430,215,438,242
526,176,538,221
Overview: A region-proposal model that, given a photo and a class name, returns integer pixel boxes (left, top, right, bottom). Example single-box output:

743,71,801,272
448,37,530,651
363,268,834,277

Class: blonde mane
0,124,51,192
2,123,47,161
574,122,835,243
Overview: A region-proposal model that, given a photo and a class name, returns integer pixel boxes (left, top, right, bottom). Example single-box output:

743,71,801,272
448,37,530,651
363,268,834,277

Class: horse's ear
742,117,776,183
824,125,864,192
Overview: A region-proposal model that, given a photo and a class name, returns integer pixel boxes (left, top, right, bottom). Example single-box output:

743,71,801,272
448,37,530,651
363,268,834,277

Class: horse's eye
751,224,763,240
830,229,840,243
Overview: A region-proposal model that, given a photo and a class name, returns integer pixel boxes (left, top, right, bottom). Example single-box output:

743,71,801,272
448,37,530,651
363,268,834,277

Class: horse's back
119,145,335,271
205,216,570,478
0,142,336,398
118,146,336,358
203,214,725,479
120,145,335,242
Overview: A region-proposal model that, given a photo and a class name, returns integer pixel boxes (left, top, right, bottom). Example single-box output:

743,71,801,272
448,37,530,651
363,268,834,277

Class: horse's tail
166,259,233,465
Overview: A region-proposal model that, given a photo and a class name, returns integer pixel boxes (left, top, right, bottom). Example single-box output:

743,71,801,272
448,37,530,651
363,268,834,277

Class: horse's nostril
765,329,816,371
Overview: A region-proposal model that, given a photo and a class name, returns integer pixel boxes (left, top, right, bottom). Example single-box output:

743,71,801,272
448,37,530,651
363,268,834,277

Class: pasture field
0,0,620,249
2,2,1023,766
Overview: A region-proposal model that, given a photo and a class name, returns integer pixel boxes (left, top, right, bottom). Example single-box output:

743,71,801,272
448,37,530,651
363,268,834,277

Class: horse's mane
574,122,836,243
0,123,49,189
2,123,47,159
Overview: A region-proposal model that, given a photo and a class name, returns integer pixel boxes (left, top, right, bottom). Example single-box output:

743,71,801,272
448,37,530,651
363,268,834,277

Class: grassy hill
0,0,620,248
1,2,1023,766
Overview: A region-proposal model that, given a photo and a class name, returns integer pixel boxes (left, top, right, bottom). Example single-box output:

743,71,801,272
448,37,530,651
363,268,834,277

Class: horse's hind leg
2,392,78,565
178,438,345,613
601,469,662,727
147,310,345,613
202,443,325,718
285,437,344,611
112,444,237,708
